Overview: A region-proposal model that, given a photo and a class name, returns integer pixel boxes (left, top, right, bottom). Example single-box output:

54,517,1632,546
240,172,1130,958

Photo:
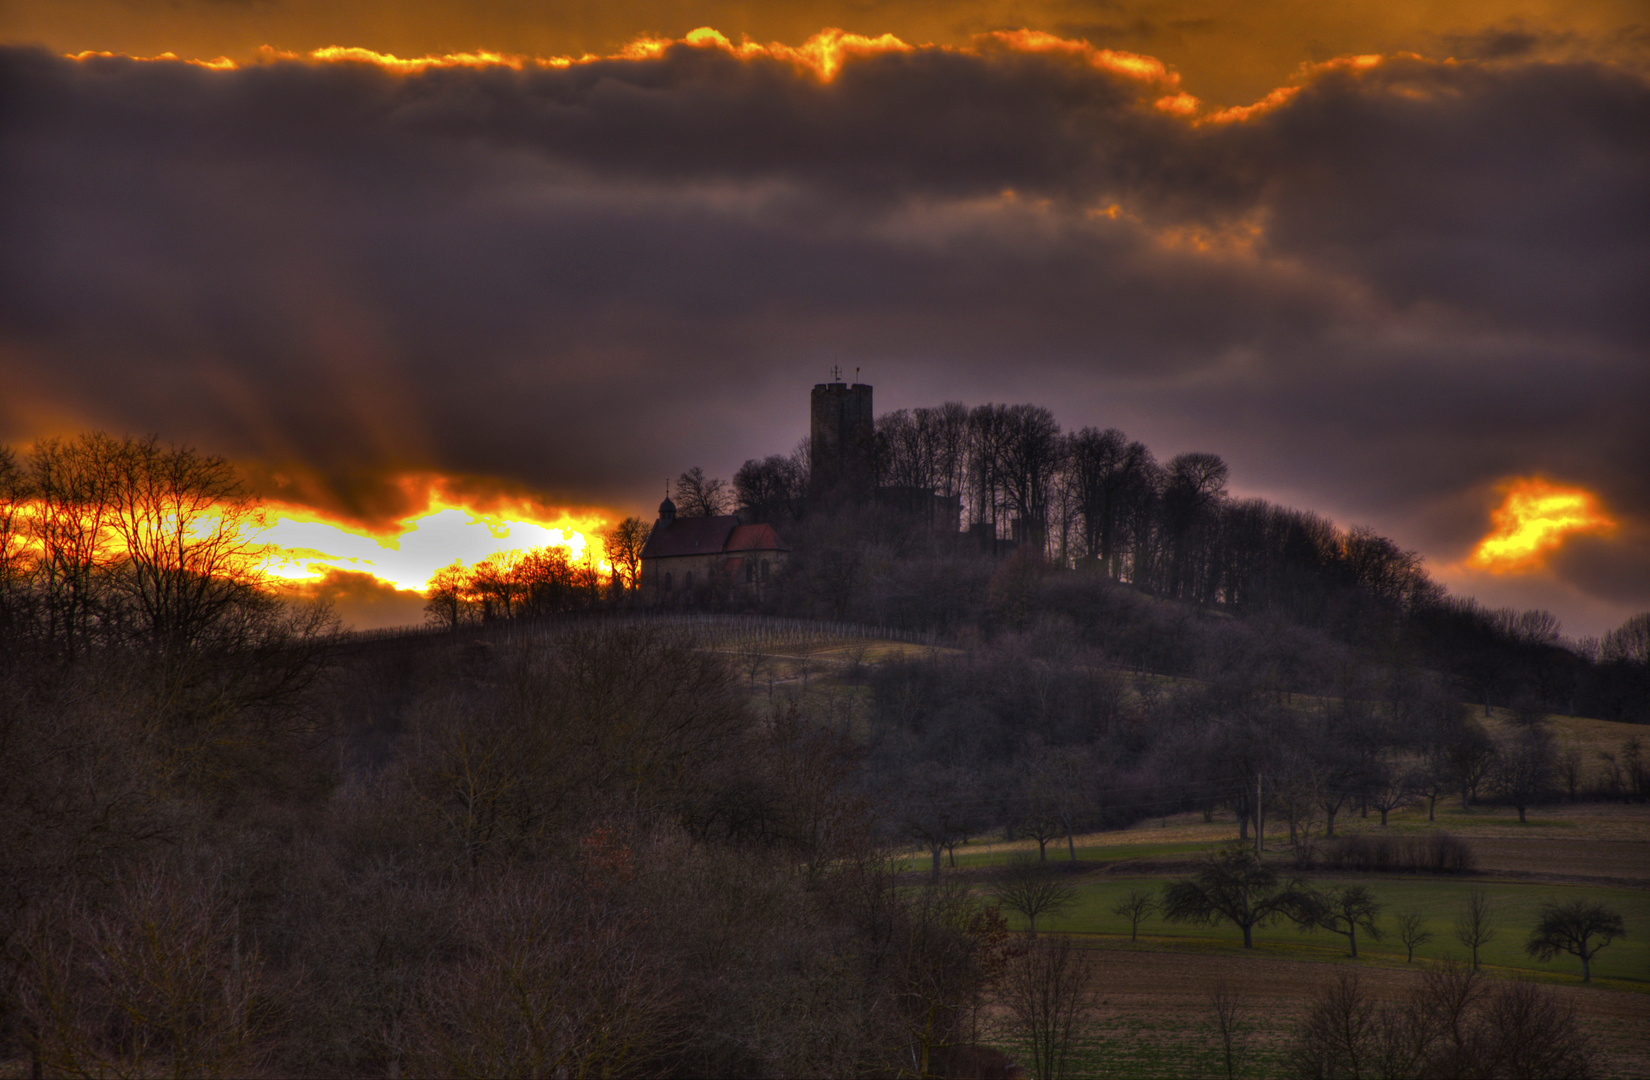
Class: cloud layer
1,33,1645,631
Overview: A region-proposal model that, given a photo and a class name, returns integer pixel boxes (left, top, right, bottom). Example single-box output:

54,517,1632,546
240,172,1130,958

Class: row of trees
5,600,1048,1077
868,621,1646,880
1154,847,1624,980
985,856,1610,1078
419,518,660,628
0,434,300,662
0,435,334,765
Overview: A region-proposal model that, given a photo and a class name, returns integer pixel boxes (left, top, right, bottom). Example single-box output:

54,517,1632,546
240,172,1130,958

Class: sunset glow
1468,478,1615,574
54,27,1409,130
61,26,1204,93
256,482,611,595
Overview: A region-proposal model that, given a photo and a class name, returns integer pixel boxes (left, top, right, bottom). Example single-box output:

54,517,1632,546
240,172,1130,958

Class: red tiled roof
726,523,789,552
640,516,788,559
641,515,738,559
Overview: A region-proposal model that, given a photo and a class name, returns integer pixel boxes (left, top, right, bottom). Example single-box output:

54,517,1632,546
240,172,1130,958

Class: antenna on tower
855,366,861,383
830,364,842,382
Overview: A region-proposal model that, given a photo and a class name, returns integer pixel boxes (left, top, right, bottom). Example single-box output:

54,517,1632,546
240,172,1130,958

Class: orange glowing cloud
61,28,1413,131
254,477,613,595
1468,478,1615,573
61,25,1187,91
68,48,238,70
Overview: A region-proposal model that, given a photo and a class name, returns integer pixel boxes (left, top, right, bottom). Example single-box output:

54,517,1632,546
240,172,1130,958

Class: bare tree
1206,981,1248,1080
903,767,976,882
469,549,525,621
1286,971,1380,1080
733,455,804,522
27,434,118,662
992,856,1077,937
1292,884,1384,958
674,467,730,517
1454,889,1496,970
602,516,650,591
423,559,469,629
1111,889,1156,942
1526,898,1626,983
1448,723,1498,810
1365,763,1416,826
101,434,266,656
997,934,1094,1080
1492,726,1558,823
1558,744,1585,802
1396,908,1433,962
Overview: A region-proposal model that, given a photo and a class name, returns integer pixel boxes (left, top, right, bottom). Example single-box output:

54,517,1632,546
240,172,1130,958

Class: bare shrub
15,865,270,1078
1318,830,1475,873
1287,971,1379,1080
1208,981,1249,1080
1477,979,1595,1079
406,865,683,1079
1286,962,1595,1079
998,935,1095,1080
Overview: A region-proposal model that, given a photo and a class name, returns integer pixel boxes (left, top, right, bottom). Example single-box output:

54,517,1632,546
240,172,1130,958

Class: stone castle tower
809,372,873,504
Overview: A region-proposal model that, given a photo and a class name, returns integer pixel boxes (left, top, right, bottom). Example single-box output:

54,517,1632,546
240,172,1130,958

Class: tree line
853,619,1649,875
693,400,1648,723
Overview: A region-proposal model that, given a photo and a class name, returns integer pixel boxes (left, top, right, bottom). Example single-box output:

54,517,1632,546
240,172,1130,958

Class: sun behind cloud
1468,477,1615,574
252,477,613,595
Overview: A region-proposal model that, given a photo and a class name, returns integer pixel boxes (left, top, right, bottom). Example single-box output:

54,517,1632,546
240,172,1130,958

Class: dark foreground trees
1526,900,1626,983
3,621,1028,1078
998,935,1095,1080
1287,964,1594,1079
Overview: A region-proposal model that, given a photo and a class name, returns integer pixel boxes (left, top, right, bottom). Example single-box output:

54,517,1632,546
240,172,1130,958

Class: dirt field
990,945,1650,1079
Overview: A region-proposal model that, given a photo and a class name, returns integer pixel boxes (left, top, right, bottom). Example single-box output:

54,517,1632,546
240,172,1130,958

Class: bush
1317,830,1475,874
1286,964,1594,1079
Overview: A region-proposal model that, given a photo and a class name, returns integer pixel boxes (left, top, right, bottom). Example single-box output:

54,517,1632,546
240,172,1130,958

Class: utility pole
1255,772,1264,855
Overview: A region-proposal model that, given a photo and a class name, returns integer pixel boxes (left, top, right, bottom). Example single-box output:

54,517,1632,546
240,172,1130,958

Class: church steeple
658,479,676,526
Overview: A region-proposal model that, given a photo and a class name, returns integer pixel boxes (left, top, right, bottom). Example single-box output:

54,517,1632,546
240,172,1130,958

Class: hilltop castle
639,373,960,603
809,372,874,504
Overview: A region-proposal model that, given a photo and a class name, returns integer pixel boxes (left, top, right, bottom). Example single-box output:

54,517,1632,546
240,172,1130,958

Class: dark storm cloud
0,39,1645,622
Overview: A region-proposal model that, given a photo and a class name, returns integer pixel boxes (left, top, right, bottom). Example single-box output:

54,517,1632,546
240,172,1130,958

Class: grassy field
739,633,1650,1074
1017,875,1650,984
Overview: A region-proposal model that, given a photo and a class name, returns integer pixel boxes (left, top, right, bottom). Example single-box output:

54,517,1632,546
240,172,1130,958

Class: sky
1,1,1646,635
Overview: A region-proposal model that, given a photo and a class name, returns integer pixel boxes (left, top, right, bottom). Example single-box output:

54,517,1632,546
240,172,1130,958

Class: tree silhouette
1161,846,1307,949
1526,898,1625,982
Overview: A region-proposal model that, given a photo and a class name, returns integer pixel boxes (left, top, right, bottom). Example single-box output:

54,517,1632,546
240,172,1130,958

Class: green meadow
1003,874,1650,984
